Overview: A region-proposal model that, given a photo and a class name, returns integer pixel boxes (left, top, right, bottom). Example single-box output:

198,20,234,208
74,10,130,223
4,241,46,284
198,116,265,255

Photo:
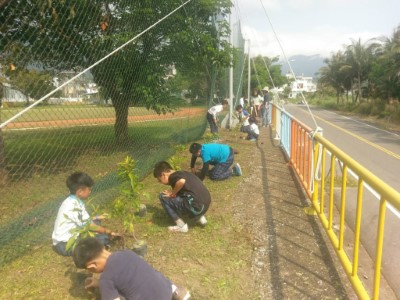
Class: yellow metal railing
272,103,400,299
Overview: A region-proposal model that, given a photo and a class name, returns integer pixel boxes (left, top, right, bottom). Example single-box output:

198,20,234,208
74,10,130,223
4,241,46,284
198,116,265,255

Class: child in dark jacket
154,161,212,233
73,237,190,300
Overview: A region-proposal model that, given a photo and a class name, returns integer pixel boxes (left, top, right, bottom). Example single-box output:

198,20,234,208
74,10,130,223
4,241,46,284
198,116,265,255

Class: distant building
1,82,29,105
52,71,98,103
286,74,316,98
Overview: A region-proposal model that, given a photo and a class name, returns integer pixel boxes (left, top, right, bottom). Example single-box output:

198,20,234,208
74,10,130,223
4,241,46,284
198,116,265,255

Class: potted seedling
112,156,149,256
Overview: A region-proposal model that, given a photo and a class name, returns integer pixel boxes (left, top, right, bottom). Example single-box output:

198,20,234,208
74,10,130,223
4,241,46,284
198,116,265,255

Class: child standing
261,87,271,127
206,99,229,133
73,237,190,300
246,117,260,141
52,172,119,256
154,161,211,233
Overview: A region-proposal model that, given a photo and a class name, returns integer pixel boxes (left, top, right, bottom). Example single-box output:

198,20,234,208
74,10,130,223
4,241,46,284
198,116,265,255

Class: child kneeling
73,237,190,300
246,117,259,141
154,161,211,233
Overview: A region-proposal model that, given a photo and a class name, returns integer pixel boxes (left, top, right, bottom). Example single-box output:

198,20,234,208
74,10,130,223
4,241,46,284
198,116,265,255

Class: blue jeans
159,193,186,221
159,193,207,221
207,112,218,133
208,148,234,180
262,105,270,125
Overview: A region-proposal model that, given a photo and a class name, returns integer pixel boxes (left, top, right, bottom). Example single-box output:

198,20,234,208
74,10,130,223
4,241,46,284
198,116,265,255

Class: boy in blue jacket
189,143,241,181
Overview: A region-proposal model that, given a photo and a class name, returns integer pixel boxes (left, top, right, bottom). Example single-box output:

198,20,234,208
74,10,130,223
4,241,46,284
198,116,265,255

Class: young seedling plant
112,156,149,244
167,144,186,171
65,199,102,252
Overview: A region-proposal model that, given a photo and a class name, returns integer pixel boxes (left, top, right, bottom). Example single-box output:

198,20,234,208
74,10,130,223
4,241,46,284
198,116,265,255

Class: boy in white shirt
52,172,119,256
206,99,228,133
246,117,260,141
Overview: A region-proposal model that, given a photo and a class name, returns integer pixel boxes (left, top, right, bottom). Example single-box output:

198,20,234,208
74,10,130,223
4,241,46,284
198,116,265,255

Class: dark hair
153,161,173,178
72,237,104,269
235,104,243,111
189,143,202,154
66,172,94,194
249,116,256,123
221,99,229,105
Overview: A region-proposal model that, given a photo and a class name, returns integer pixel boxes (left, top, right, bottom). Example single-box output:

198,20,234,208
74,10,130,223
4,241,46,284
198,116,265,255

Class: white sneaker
197,215,207,226
168,223,188,233
172,285,191,300
233,163,242,176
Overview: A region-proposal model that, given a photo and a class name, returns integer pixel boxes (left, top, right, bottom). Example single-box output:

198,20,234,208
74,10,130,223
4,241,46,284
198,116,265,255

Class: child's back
169,170,211,215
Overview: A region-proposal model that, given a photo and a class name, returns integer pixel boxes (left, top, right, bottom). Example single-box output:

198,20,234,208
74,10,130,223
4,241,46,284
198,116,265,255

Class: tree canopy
317,26,400,104
0,0,233,140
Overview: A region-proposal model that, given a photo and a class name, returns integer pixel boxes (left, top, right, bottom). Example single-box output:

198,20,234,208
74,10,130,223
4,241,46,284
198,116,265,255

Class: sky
233,0,400,59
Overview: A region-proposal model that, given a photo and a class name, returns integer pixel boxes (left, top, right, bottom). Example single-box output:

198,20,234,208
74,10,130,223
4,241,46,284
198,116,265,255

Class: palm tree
367,26,400,102
318,51,347,104
345,38,377,102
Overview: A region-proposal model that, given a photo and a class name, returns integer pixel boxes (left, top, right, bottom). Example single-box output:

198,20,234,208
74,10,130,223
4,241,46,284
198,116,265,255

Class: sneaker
249,138,256,142
168,223,188,233
233,163,242,176
172,286,191,300
196,215,207,226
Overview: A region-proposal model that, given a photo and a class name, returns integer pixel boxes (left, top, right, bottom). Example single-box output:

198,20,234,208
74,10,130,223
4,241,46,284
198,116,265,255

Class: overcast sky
233,0,400,59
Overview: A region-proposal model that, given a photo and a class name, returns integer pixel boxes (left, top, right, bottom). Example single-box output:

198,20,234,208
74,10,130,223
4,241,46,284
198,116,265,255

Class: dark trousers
207,112,218,133
209,148,234,180
159,194,186,221
159,193,209,221
247,132,259,140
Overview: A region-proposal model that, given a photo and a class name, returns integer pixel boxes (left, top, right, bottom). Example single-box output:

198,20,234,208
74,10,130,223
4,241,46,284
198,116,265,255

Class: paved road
284,103,400,193
283,103,400,298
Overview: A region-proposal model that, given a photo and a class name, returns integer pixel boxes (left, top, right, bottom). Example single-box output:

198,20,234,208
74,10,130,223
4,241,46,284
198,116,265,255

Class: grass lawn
0,128,260,299
0,114,206,267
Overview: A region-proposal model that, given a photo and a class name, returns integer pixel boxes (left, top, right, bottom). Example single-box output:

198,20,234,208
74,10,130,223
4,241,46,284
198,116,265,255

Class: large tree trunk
113,96,130,143
351,80,355,103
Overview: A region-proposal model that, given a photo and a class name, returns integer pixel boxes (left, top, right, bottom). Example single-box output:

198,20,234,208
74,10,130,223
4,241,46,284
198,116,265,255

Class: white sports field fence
0,0,245,267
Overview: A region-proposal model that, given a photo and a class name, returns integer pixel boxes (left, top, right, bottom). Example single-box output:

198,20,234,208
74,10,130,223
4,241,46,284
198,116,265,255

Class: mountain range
278,54,326,78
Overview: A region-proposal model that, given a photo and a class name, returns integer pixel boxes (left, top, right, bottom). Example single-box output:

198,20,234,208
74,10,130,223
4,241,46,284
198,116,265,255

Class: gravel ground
226,126,358,299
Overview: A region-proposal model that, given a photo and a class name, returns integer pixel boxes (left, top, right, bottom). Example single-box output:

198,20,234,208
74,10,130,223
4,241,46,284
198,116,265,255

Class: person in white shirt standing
52,172,119,256
206,99,228,133
250,89,262,118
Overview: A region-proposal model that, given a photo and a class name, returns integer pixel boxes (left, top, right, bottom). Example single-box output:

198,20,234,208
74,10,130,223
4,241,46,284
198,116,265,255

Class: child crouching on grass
246,117,259,141
73,237,190,300
153,161,211,233
52,172,119,256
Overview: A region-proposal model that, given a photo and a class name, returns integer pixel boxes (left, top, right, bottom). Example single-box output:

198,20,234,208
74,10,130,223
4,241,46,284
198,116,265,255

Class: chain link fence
0,0,246,268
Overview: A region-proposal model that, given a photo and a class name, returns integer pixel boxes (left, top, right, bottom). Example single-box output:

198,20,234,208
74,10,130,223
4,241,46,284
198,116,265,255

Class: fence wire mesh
0,0,243,268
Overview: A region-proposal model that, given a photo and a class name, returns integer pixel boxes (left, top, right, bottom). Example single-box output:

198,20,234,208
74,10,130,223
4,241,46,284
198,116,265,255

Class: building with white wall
286,74,316,98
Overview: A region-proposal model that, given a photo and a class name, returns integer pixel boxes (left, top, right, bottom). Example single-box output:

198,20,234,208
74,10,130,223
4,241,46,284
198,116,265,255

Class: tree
345,38,377,102
7,69,56,103
244,55,287,95
317,51,348,104
369,26,400,102
0,0,233,141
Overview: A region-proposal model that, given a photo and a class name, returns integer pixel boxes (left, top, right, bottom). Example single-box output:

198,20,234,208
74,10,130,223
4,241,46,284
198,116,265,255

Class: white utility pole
247,39,251,104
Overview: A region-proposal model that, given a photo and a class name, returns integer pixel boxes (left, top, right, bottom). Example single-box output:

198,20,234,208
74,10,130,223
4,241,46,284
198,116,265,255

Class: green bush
353,102,373,115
